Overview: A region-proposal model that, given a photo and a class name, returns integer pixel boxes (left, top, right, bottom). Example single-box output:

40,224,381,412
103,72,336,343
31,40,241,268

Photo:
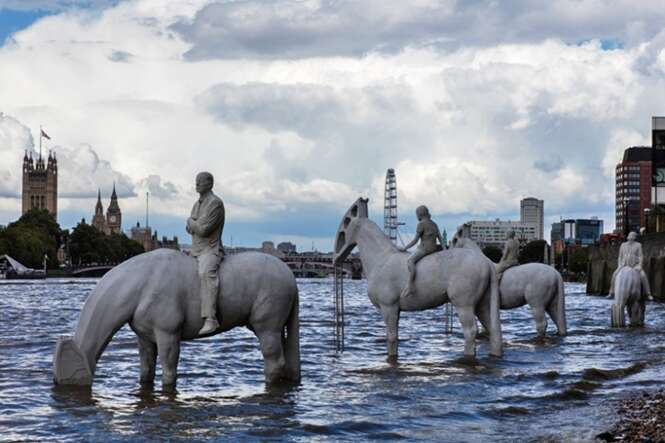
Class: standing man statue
186,172,225,335
609,231,652,300
496,230,520,281
399,205,444,297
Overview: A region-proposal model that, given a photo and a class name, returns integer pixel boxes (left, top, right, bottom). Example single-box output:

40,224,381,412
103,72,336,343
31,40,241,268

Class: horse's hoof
386,355,398,365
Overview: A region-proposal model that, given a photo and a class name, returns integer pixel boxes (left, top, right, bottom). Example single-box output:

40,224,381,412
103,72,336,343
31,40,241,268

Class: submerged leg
474,301,491,339
155,330,181,388
612,300,626,328
380,304,400,362
138,336,157,384
545,303,563,336
457,307,477,358
257,330,286,384
531,305,547,337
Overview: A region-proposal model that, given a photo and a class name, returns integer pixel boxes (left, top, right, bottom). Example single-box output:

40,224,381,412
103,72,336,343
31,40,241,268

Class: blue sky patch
0,9,50,46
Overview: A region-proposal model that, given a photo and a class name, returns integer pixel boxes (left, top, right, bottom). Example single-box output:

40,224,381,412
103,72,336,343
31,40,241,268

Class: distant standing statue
609,231,652,300
496,230,520,281
399,205,444,297
186,172,225,335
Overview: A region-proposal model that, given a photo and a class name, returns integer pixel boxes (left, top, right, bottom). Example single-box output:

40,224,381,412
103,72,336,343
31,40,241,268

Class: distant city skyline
2,1,665,250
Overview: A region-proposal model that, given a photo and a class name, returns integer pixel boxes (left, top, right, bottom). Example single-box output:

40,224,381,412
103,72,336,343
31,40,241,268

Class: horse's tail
283,287,301,382
488,263,503,357
555,272,567,335
54,265,139,386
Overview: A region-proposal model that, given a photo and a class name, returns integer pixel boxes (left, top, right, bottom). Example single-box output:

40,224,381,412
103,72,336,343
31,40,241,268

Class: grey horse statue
610,266,645,327
451,232,566,337
53,249,300,388
333,198,502,360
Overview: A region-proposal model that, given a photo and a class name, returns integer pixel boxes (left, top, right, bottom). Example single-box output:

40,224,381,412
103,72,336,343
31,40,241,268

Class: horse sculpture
451,234,566,336
333,198,502,360
610,266,646,328
53,249,300,388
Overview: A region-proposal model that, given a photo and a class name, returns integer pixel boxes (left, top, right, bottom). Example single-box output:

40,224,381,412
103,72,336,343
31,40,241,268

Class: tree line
0,209,144,269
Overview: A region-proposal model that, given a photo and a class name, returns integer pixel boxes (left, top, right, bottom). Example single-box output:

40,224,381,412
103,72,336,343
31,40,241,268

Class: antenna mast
145,192,149,228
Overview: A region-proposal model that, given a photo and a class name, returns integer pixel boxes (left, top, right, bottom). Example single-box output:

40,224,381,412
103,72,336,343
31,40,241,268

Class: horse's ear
358,198,369,218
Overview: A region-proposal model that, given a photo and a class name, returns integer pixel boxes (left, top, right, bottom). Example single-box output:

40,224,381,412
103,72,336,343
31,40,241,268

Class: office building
616,117,665,233
459,219,538,249
520,197,544,240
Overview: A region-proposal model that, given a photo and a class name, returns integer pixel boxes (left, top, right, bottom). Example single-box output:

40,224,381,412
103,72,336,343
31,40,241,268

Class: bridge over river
59,253,363,279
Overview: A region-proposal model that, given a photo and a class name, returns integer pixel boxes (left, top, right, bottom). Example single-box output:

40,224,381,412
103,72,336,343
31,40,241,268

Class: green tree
482,245,503,263
568,247,589,274
69,222,106,265
519,240,548,264
0,209,61,269
69,221,144,265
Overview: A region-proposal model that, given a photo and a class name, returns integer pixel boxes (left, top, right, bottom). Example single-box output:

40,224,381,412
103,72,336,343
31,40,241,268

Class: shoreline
597,389,665,442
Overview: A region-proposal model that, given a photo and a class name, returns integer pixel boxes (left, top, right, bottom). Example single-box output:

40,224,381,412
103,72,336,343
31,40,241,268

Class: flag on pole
41,128,51,140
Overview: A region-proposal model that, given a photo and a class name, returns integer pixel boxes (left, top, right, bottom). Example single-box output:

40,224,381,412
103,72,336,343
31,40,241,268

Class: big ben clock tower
106,184,122,234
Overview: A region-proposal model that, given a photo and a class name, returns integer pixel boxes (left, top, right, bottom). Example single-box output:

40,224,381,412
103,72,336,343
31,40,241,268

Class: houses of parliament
21,146,178,251
92,186,122,235
22,148,123,235
22,151,58,218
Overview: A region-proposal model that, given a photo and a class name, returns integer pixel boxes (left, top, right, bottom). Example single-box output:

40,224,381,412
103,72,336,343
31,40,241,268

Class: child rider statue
399,205,444,297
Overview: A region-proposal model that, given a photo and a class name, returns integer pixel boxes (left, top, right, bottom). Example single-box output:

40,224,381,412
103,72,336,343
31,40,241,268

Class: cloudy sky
1,0,664,250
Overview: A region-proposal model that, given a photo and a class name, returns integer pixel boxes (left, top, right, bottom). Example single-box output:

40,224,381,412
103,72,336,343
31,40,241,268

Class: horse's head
450,225,482,252
333,197,368,265
450,226,466,248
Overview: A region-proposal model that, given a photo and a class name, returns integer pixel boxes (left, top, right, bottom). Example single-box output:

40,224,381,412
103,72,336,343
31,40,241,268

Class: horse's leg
457,306,477,358
256,330,287,384
155,329,181,388
531,305,547,337
628,300,642,327
474,301,491,340
615,297,626,328
380,304,400,363
545,301,563,336
138,336,157,384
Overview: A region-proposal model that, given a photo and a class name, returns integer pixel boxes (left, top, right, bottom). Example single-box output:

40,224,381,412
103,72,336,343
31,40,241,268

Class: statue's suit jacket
189,191,225,258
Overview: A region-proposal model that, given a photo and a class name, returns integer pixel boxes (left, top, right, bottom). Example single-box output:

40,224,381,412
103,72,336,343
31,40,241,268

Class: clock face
110,215,117,223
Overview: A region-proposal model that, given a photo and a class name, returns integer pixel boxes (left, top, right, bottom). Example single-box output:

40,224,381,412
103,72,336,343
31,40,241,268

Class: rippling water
1,278,665,442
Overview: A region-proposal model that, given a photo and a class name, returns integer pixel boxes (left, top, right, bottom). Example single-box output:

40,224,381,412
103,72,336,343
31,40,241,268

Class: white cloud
2,0,665,245
173,0,665,60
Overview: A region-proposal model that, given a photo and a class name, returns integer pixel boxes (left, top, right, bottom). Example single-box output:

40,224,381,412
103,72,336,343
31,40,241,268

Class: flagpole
39,125,42,159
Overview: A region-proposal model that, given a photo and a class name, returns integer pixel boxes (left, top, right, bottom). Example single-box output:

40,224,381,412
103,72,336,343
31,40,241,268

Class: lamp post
645,208,652,234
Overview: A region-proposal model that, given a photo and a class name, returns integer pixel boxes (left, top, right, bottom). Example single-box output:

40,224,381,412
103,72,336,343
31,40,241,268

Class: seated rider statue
399,205,444,297
608,231,652,300
496,230,520,281
186,172,226,335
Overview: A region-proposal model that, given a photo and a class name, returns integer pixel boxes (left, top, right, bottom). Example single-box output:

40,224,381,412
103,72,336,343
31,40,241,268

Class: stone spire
108,183,119,211
95,189,103,215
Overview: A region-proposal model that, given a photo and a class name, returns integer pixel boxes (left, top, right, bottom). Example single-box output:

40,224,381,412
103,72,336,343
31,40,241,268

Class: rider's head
627,231,638,241
195,172,214,194
506,230,516,240
416,205,430,221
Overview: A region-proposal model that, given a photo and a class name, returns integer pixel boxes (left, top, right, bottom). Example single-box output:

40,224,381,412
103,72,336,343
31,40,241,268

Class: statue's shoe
198,318,220,335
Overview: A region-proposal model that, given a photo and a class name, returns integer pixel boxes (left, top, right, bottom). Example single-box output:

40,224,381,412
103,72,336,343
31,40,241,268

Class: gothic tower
106,184,122,234
22,150,58,219
92,189,107,232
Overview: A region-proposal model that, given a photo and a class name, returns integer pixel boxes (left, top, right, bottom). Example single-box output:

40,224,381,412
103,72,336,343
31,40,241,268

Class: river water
1,278,664,442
